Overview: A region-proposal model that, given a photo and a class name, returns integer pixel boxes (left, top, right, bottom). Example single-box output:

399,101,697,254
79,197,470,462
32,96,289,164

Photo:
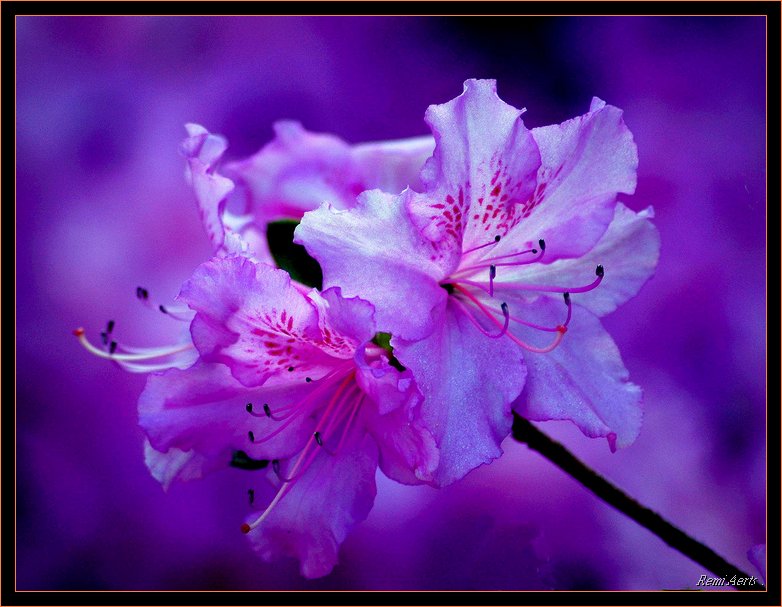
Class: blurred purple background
16,17,766,590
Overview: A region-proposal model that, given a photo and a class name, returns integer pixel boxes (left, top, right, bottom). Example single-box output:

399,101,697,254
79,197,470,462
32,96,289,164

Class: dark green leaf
230,450,269,471
266,220,323,289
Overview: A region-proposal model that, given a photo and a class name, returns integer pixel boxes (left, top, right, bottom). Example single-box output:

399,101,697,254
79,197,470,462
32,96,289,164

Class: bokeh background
16,16,766,590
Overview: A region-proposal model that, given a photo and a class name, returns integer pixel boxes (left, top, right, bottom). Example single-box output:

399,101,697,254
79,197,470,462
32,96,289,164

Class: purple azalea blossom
181,122,434,262
138,255,438,578
296,79,660,485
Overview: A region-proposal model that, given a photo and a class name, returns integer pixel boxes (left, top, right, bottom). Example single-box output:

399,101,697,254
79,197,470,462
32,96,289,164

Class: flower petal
225,121,362,223
505,97,638,262
354,354,438,484
408,79,541,271
497,204,660,316
352,135,434,193
246,432,378,578
179,256,340,387
180,123,236,253
308,287,377,350
295,189,447,341
393,299,527,486
143,440,215,491
138,362,314,465
366,403,439,486
512,298,642,449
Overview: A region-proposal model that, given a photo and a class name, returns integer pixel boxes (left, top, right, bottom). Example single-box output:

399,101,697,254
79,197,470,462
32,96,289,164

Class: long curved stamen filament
452,285,510,339
278,383,362,480
503,324,566,354
313,384,363,457
501,292,573,333
242,372,358,534
494,265,605,294
461,234,501,256
250,373,356,466
334,393,365,455
258,365,352,422
451,286,566,353
136,286,193,322
241,434,318,533
484,238,545,263
454,239,546,277
73,328,194,361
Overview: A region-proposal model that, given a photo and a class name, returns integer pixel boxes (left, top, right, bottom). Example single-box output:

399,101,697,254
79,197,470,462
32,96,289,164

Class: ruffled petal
224,121,362,223
366,402,439,486
408,79,541,272
246,432,378,578
511,298,642,450
308,287,376,350
295,189,447,341
393,298,527,486
501,97,638,262
138,362,314,465
179,256,341,387
143,441,216,490
180,123,236,253
354,352,438,484
496,204,660,316
226,122,433,224
351,135,434,194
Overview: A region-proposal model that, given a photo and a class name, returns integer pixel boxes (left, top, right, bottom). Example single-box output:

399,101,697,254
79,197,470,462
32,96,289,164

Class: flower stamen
72,327,195,372
462,234,501,256
242,372,360,534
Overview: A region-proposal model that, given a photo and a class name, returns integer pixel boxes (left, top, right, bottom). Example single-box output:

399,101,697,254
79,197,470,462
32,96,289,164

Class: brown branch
511,413,765,592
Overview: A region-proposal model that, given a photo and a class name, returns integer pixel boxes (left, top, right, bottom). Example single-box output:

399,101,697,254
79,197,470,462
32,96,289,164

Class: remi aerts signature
696,574,760,588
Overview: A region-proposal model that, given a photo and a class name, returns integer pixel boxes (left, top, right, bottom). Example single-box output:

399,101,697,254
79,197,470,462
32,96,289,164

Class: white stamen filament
73,328,195,366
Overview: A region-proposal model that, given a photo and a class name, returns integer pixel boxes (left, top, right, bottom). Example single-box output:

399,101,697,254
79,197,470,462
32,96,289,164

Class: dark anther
100,331,108,345
245,403,253,413
494,234,501,242
159,304,168,314
538,238,546,251
501,302,509,314
564,292,571,305
136,286,149,300
106,320,115,334
248,489,255,505
248,430,255,443
272,459,281,476
596,264,605,278
489,265,497,279
287,366,294,372
532,248,538,254
314,431,323,447
305,377,312,383
109,341,118,354
263,403,272,418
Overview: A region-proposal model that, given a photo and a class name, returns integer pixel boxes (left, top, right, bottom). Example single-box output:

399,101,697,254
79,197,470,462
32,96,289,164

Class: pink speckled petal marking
179,256,340,387
407,79,542,274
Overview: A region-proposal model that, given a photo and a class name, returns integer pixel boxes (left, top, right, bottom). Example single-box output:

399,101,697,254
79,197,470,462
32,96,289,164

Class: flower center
439,236,605,354
241,365,365,534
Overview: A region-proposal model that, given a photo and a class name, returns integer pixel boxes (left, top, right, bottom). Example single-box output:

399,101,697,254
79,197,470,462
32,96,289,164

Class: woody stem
511,413,765,591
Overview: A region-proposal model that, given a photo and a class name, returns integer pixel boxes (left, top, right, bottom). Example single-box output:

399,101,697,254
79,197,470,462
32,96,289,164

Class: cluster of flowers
76,80,659,578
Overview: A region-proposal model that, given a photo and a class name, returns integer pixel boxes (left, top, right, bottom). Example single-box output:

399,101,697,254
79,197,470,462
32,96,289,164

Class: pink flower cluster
77,79,659,578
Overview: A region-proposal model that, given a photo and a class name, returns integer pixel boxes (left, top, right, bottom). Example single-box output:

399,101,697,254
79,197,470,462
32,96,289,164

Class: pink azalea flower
180,121,434,262
296,79,660,485
139,255,438,578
